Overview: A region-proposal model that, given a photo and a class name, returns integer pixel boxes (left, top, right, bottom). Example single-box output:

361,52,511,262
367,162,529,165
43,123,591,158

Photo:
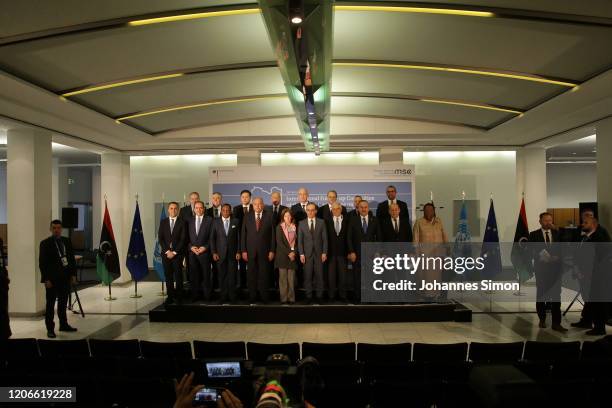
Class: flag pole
129,193,143,299
105,282,116,301
158,192,166,297
513,191,527,296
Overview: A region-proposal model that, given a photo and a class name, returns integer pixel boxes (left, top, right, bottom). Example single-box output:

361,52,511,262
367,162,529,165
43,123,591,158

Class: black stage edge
149,300,472,323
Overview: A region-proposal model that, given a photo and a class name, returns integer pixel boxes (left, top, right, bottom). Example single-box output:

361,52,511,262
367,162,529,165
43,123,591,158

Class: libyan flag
511,198,533,283
97,201,121,285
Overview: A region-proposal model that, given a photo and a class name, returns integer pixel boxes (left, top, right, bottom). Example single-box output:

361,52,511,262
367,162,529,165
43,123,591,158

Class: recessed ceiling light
291,16,302,24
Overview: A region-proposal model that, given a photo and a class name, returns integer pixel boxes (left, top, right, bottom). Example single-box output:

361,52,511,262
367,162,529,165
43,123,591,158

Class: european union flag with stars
126,201,148,282
481,198,502,279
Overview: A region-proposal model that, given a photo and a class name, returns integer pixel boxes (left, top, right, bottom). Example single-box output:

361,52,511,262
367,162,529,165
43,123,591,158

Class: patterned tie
224,219,229,236
256,213,262,231
394,218,399,234
335,217,341,235
170,218,175,234
362,217,367,233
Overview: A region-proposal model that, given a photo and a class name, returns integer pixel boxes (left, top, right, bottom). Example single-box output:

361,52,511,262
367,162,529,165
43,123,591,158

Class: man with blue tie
211,204,241,303
347,200,382,303
188,201,213,302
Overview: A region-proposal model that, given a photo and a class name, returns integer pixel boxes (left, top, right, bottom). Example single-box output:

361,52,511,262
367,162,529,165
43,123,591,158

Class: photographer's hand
218,389,243,408
173,372,203,408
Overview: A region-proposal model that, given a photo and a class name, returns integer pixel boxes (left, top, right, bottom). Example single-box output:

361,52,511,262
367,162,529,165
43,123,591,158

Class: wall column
516,147,547,228
7,128,52,315
100,153,131,283
596,117,612,227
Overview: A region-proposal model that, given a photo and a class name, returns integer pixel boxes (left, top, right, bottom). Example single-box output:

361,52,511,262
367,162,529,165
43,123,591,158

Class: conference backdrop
209,165,416,220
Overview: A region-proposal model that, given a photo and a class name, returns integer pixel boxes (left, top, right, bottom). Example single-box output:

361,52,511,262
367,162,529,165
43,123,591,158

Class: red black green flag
96,201,121,285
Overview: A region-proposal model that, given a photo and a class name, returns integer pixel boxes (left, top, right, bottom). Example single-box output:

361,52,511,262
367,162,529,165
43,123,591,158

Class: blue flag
453,200,472,259
481,199,502,278
126,202,148,282
153,204,167,281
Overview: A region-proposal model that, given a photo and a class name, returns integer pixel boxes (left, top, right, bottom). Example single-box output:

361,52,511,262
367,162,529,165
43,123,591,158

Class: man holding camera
39,219,77,338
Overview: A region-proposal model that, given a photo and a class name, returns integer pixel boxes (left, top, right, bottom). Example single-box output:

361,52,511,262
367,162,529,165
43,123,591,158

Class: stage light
61,73,185,97
334,5,494,18
128,8,260,26
333,62,577,88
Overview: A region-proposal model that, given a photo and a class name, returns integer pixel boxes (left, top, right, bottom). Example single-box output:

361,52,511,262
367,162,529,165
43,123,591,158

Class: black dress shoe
47,331,56,338
552,324,568,333
59,325,77,332
571,320,592,329
585,328,606,336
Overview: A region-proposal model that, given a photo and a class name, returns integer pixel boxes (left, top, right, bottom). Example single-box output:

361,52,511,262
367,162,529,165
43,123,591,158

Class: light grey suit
298,217,328,299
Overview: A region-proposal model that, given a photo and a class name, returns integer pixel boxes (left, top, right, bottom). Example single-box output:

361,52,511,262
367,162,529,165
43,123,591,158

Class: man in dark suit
179,191,200,225
206,192,223,219
326,202,350,302
241,197,276,304
348,195,372,219
291,187,315,225
529,212,567,332
376,185,410,226
573,216,612,335
381,203,413,242
188,201,214,302
317,190,347,222
158,202,186,306
266,191,287,226
298,203,328,303
211,204,241,303
0,238,10,339
39,220,77,338
233,189,253,290
347,200,382,303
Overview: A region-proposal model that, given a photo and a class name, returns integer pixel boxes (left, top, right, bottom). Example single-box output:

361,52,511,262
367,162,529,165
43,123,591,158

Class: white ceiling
0,0,610,153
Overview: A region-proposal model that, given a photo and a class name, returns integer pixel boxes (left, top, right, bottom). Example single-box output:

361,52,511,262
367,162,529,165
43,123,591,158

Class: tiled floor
7,282,603,343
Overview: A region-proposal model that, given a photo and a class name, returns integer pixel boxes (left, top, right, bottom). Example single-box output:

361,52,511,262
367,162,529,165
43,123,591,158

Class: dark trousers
163,255,184,301
45,282,69,331
328,255,347,300
1,284,11,339
247,253,270,303
303,255,324,299
239,259,247,290
189,252,212,300
535,269,562,324
218,257,238,302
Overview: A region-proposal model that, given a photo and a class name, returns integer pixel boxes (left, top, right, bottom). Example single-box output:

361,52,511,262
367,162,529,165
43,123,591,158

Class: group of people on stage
158,185,437,306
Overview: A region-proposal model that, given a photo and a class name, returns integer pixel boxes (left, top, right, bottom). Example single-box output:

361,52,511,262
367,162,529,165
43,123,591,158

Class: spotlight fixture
289,0,304,24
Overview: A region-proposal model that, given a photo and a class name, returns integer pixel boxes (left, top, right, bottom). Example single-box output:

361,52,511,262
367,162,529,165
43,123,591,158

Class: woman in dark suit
275,209,298,304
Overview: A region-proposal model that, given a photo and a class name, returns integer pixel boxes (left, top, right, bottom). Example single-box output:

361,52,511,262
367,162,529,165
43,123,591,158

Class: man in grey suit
210,204,241,303
298,203,328,304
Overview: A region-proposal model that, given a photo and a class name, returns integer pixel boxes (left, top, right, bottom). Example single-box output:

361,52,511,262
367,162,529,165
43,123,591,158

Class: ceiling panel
0,0,258,38
334,11,612,81
331,96,512,128
126,97,294,133
72,67,285,117
332,66,564,110
0,13,272,91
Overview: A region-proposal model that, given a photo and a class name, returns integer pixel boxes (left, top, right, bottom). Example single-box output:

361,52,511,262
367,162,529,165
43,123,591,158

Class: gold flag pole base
130,294,142,298
104,296,117,301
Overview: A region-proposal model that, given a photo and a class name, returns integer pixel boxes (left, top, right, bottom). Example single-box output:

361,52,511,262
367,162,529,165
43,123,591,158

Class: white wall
547,163,597,208
130,154,237,265
129,151,519,266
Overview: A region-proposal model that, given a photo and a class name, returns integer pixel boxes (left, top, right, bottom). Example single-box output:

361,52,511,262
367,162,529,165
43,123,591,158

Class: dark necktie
362,217,367,233
545,231,550,244
256,213,262,231
274,206,278,217
214,208,219,218
310,219,314,234
394,218,399,234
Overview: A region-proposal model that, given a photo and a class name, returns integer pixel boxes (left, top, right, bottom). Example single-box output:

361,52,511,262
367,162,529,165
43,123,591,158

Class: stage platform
149,300,472,323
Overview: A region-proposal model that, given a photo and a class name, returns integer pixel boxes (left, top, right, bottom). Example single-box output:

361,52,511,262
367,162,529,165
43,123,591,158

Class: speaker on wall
61,207,79,229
